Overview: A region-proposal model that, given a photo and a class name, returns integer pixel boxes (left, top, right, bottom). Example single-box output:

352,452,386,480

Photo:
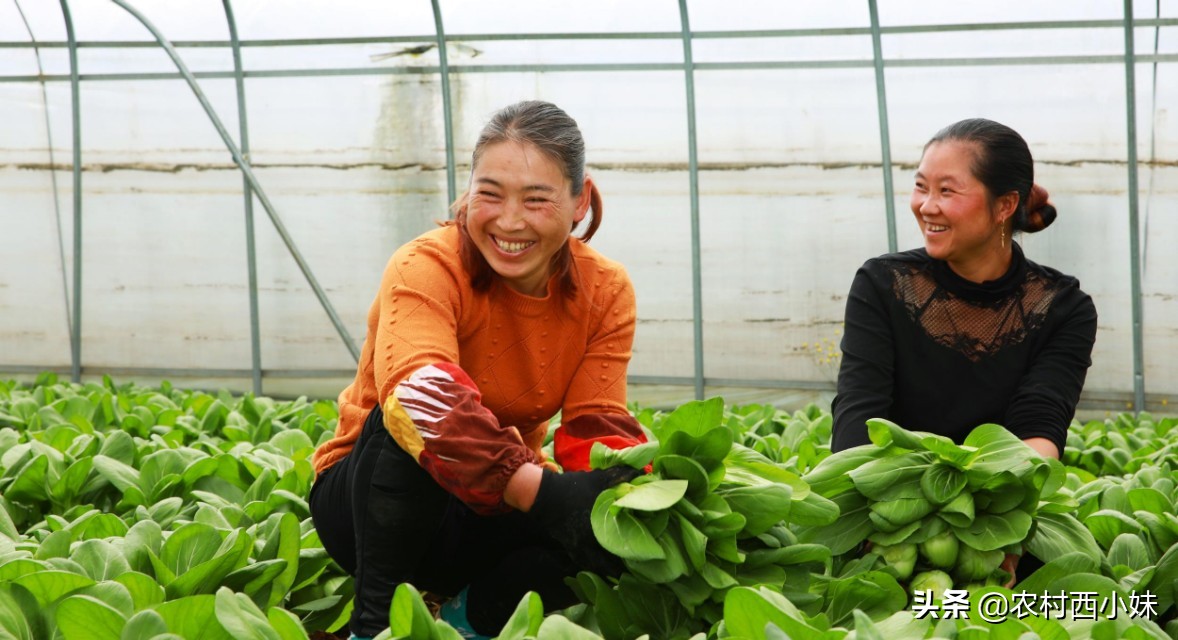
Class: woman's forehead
918,140,978,181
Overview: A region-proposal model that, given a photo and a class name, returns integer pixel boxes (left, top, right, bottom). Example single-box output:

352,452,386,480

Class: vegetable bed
1,375,1176,639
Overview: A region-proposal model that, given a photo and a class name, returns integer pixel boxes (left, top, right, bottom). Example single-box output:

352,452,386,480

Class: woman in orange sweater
309,100,646,639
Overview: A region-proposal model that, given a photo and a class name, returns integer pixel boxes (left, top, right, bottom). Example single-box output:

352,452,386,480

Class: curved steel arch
108,0,361,364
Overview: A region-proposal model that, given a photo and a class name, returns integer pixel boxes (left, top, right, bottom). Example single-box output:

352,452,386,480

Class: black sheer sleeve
831,264,896,451
1003,287,1097,456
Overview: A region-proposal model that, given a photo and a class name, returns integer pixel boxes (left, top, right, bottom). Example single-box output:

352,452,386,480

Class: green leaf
867,520,922,546
154,595,235,640
92,454,141,493
849,451,934,501
1024,512,1104,567
868,610,935,638
268,429,314,459
973,471,1026,514
722,444,810,497
921,436,980,469
1098,485,1132,514
666,572,713,610
938,491,975,528
921,463,966,505
869,498,934,528
535,615,603,639
0,582,44,640
73,513,130,541
744,544,833,574
166,529,252,598
699,561,738,590
388,583,437,638
1126,487,1173,515
0,559,45,582
6,454,50,503
795,491,872,555
51,455,94,504
72,539,132,581
865,418,929,451
11,570,95,606
964,424,1037,476
591,487,665,561
57,594,126,640
266,608,309,640
953,510,1032,551
676,513,708,571
214,587,281,640
802,446,883,498
223,559,287,602
160,522,223,575
496,591,545,639
786,491,840,527
628,531,689,584
0,500,19,540
656,397,725,440
718,484,793,536
1084,510,1146,549
614,480,688,511
1107,533,1153,571
824,570,908,627
1148,542,1178,616
589,440,658,472
121,610,169,640
33,529,72,560
120,519,164,575
722,586,822,639
653,455,710,498
660,428,733,486
260,512,301,609
1016,551,1101,594
98,429,136,466
115,571,166,610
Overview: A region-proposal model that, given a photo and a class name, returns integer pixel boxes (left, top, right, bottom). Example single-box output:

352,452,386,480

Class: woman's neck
945,245,1014,284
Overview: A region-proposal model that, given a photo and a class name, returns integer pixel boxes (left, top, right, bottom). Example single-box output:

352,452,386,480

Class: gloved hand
528,466,641,577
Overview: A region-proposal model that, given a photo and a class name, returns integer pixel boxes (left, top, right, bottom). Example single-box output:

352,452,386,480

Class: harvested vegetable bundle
572,399,839,639
794,418,1100,596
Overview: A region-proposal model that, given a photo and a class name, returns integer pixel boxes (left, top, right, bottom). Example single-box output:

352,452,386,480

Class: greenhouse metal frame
2,0,1175,411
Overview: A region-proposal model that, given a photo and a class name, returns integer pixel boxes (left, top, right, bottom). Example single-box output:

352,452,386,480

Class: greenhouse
2,0,1177,638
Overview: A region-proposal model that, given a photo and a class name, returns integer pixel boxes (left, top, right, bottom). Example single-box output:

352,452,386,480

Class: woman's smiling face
464,140,588,297
911,139,1015,282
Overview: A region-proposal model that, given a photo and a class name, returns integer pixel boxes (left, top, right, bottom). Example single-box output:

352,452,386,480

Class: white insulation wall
1,0,1176,408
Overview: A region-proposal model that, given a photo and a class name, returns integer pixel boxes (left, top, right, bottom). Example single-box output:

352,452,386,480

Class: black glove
528,466,641,577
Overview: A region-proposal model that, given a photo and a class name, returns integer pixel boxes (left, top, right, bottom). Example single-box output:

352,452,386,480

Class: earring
1000,224,1006,249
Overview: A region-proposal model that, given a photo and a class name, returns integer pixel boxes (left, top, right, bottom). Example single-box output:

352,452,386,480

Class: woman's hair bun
1019,183,1057,233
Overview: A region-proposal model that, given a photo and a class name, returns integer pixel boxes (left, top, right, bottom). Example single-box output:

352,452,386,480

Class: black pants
309,405,578,636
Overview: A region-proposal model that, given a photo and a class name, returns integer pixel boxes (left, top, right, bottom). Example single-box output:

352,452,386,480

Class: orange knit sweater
312,226,642,501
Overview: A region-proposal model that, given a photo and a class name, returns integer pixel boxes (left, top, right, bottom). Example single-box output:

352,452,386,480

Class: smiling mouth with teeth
927,224,948,232
495,237,535,254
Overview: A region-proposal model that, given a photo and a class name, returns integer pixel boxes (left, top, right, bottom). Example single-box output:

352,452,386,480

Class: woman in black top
832,118,1097,459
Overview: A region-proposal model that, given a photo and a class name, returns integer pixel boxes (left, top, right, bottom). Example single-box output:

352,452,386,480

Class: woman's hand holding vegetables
527,466,642,577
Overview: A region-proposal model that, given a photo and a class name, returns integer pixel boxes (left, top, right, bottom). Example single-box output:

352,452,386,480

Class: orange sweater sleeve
377,236,542,513
553,264,647,471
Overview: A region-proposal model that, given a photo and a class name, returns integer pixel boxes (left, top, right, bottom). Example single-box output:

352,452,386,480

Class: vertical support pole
60,0,82,383
222,0,263,395
677,0,704,400
431,0,458,209
111,0,360,363
1122,1,1146,411
868,0,898,253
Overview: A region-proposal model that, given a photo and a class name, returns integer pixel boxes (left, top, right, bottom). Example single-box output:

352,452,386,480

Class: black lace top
831,243,1097,454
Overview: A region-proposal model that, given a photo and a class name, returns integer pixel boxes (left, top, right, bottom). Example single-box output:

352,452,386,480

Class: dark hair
448,100,602,298
926,118,1056,233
